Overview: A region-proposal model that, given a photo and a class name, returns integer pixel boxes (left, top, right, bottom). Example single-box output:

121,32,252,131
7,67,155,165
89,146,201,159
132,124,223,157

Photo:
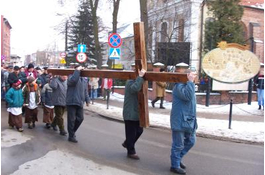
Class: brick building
240,0,264,64
1,15,12,64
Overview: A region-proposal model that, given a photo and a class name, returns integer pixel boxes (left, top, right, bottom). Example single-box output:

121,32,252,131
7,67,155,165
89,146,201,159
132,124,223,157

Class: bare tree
89,0,103,68
112,0,121,33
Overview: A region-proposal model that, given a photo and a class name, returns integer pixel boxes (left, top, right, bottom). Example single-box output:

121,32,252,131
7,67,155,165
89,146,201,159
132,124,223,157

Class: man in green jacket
122,69,146,160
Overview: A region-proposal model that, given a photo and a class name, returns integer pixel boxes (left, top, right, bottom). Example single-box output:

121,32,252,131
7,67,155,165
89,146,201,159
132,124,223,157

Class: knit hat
13,79,22,87
28,63,34,69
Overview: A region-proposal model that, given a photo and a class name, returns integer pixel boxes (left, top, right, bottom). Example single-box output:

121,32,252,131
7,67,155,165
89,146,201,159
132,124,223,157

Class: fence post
228,99,233,129
206,77,211,106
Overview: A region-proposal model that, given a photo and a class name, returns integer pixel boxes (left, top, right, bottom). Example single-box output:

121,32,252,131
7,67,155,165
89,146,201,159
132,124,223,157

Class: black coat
7,72,27,88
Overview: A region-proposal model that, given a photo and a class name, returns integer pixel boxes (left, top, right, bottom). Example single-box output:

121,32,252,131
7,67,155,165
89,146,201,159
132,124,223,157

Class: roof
240,0,264,9
3,17,12,29
117,23,134,39
100,22,134,43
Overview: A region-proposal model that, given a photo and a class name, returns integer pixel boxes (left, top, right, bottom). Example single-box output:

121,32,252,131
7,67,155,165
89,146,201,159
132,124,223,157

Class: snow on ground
111,93,264,116
11,149,136,175
87,93,264,143
1,129,33,148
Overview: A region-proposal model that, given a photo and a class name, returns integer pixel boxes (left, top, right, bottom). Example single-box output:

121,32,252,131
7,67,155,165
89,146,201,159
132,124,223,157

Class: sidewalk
85,93,264,144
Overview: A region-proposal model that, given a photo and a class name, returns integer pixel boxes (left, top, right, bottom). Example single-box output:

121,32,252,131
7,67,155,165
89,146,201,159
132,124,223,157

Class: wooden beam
47,68,188,83
133,22,149,128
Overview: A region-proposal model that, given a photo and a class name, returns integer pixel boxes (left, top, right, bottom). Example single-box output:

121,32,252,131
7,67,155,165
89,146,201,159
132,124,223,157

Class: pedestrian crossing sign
60,58,66,64
109,48,121,60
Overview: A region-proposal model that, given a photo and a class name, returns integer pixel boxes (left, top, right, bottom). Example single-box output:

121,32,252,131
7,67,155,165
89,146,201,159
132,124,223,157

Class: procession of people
1,62,263,175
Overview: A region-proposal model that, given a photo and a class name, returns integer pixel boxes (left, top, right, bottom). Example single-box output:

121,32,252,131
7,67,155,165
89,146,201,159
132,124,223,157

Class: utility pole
248,36,254,105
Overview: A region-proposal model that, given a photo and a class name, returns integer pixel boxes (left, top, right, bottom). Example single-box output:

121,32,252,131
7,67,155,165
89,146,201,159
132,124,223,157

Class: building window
161,22,167,42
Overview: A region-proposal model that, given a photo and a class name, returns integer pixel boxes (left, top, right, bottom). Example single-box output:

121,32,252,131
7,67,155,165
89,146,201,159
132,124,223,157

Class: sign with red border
76,53,87,63
108,33,122,48
60,52,66,58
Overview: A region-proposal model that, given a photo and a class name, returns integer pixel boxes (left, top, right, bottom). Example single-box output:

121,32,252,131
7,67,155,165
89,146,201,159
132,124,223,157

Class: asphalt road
1,105,264,175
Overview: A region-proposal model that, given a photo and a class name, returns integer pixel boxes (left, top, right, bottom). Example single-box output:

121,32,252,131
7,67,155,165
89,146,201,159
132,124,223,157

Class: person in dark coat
40,67,49,88
41,75,54,129
66,65,89,143
122,69,146,160
7,66,27,88
170,63,197,175
50,75,68,136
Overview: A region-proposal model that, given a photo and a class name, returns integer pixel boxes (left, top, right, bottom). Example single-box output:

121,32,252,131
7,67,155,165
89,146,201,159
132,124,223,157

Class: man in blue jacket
66,65,89,143
170,63,197,175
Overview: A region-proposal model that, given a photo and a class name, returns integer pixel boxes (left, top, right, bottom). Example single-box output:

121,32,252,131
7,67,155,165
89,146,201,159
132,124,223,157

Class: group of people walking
2,62,198,174
1,63,112,143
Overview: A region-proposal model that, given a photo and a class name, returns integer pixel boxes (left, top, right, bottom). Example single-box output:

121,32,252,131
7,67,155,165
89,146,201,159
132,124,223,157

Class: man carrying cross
122,68,146,160
170,63,198,174
66,65,90,143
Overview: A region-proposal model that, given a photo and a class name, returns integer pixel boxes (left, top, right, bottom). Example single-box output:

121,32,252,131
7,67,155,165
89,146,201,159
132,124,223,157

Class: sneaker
9,125,14,129
18,128,24,132
60,130,67,136
68,137,78,143
258,105,261,110
170,167,186,174
127,154,140,160
160,106,166,109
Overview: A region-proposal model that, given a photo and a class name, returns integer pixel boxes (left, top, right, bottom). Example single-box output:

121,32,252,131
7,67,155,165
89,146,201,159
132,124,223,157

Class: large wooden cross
48,22,188,128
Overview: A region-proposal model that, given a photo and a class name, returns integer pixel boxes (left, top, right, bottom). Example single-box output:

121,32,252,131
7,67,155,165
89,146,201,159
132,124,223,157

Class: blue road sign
78,44,86,53
109,48,121,59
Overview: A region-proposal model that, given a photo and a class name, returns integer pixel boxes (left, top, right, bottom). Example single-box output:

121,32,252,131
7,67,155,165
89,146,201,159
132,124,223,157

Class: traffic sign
60,58,66,64
60,52,66,58
78,44,86,53
108,33,122,48
76,53,87,63
109,48,121,59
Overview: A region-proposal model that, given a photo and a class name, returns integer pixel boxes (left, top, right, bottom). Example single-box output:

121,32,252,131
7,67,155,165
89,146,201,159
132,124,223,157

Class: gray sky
1,0,140,57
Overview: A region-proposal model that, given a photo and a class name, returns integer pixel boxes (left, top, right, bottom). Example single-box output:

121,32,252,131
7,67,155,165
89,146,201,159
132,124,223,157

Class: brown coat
155,81,166,97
